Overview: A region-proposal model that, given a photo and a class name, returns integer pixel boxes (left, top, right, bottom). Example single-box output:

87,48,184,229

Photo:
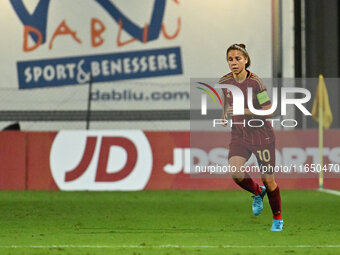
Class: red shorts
228,141,276,174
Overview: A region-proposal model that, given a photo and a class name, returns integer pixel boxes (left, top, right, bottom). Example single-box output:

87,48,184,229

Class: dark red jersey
219,71,275,145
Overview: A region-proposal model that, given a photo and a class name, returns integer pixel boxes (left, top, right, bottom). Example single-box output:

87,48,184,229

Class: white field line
318,188,340,196
0,245,340,249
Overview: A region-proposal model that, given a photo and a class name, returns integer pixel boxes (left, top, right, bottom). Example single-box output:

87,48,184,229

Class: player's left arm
226,99,273,118
244,79,273,118
244,103,273,118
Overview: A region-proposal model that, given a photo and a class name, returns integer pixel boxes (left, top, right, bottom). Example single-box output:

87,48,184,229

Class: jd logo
65,137,137,182
50,131,153,190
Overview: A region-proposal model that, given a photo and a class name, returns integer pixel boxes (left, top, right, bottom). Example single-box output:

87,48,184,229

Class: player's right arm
219,73,232,126
221,90,228,126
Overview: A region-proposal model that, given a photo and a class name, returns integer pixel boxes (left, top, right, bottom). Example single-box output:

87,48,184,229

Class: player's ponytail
226,43,251,69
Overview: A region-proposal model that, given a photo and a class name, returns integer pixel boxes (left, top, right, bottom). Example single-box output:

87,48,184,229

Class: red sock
235,173,261,195
267,186,282,220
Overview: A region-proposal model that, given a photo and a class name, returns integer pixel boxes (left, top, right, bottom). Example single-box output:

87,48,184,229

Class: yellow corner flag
312,74,333,129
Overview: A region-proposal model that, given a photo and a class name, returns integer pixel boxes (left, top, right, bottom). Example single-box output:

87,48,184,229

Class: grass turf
0,190,339,255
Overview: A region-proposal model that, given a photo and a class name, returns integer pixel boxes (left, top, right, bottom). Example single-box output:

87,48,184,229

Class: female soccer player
220,44,283,231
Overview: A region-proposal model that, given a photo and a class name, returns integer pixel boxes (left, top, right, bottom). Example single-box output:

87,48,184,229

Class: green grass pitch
0,190,339,255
